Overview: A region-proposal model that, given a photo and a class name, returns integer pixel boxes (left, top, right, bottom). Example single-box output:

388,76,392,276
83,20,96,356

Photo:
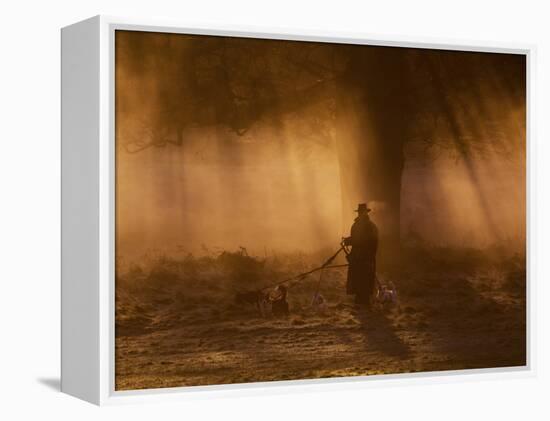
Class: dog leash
259,247,348,292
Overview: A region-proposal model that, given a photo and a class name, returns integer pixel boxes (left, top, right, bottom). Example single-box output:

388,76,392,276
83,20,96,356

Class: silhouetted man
344,203,378,307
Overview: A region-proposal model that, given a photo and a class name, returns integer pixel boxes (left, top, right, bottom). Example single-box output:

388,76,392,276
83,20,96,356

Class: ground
115,249,526,390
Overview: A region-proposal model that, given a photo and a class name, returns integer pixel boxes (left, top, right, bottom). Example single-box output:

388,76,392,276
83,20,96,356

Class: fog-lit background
115,32,525,260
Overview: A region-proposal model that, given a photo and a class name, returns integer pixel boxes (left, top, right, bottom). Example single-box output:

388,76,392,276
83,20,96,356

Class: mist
116,113,343,257
117,112,525,258
115,30,526,260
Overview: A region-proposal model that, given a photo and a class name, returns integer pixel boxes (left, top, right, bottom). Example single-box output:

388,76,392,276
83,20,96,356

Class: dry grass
115,247,526,390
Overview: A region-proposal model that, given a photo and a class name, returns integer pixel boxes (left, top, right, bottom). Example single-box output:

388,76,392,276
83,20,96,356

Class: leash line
259,247,348,291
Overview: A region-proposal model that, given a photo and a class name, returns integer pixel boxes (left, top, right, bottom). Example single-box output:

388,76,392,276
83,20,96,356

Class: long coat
344,214,378,301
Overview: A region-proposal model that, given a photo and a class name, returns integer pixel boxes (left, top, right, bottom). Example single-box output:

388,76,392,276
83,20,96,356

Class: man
343,203,379,307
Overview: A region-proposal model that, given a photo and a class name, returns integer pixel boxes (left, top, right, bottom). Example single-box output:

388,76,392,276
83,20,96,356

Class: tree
116,31,526,254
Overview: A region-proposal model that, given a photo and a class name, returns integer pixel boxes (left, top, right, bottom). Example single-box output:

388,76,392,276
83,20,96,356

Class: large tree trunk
333,48,411,267
334,93,405,266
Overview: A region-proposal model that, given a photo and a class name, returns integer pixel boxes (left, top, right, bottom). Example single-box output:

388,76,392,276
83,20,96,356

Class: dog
375,280,398,308
234,290,271,317
235,285,290,317
310,291,328,313
270,285,289,317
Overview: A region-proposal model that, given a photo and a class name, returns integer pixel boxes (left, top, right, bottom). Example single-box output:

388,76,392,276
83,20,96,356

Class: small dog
376,280,398,308
234,290,271,316
235,285,290,317
270,285,289,317
310,291,328,313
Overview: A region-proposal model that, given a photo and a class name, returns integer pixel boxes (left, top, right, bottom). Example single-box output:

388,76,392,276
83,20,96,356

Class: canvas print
114,30,526,390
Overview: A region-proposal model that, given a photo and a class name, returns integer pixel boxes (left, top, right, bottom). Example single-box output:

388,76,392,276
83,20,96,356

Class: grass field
115,246,526,390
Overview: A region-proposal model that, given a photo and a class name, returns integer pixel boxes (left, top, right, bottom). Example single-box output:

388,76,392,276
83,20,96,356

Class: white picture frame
61,15,535,405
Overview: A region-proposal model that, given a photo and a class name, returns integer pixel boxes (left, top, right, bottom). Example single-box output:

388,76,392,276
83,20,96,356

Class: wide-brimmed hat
354,203,371,213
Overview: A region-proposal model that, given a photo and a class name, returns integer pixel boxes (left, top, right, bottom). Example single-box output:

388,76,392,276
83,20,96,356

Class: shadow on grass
356,309,411,358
